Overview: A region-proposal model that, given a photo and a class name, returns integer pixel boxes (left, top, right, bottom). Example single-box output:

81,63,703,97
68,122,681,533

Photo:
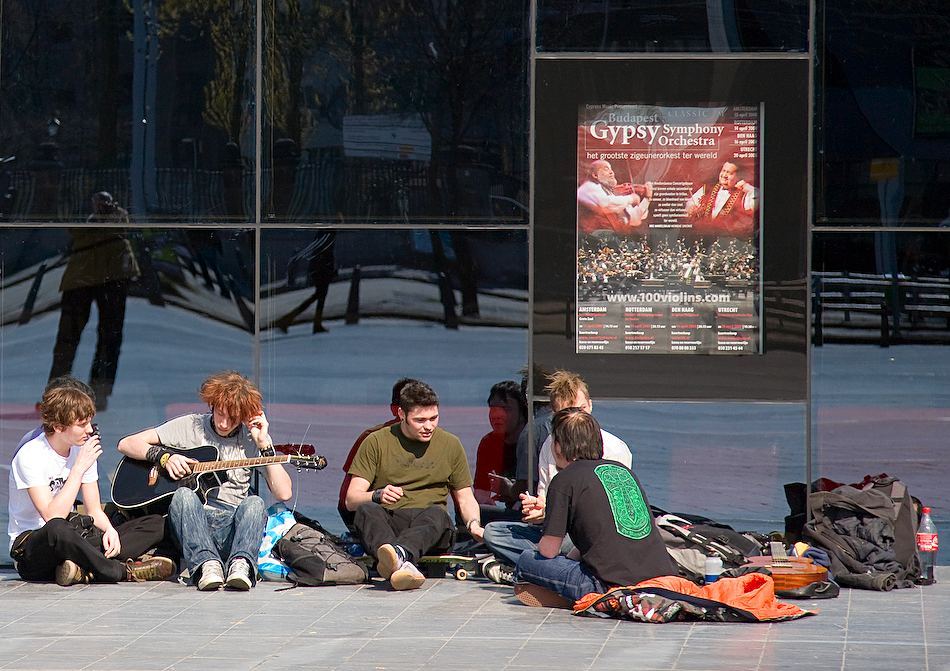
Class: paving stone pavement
1,567,949,671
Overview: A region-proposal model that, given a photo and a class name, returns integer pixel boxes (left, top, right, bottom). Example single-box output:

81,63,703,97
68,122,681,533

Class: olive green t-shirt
347,424,472,510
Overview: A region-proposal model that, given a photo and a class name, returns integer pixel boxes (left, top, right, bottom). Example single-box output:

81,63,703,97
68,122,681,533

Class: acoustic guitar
111,444,327,510
742,542,828,592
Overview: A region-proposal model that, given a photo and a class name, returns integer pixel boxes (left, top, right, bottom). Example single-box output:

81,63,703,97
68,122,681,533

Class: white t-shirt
536,429,631,498
7,433,98,549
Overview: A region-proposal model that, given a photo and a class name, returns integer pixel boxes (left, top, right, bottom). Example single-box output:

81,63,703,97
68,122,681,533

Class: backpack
654,513,767,583
274,519,368,586
803,474,921,590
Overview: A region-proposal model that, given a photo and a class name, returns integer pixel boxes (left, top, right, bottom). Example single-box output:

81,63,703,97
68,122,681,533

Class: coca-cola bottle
916,506,938,585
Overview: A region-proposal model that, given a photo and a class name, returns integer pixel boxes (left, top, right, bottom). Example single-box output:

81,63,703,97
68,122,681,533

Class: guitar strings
289,423,312,515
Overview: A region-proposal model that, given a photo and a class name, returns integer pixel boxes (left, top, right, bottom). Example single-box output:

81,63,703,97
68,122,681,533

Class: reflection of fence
6,158,526,223
814,271,950,345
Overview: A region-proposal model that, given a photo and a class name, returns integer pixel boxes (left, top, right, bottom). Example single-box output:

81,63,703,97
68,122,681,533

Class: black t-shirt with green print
544,459,675,587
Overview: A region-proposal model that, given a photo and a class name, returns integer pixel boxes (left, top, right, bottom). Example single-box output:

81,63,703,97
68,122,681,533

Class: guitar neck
190,455,290,474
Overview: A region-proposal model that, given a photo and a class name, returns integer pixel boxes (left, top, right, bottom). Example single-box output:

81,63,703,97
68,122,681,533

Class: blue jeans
168,489,265,585
482,521,574,566
515,550,606,603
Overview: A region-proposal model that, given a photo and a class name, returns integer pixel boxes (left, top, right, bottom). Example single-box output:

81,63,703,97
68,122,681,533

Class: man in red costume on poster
685,161,757,238
577,160,653,236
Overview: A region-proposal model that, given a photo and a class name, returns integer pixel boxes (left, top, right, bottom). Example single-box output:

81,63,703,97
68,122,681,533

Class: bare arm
345,475,403,511
538,534,563,559
116,428,161,460
27,436,102,521
247,413,293,501
453,486,484,541
117,427,196,480
82,481,121,558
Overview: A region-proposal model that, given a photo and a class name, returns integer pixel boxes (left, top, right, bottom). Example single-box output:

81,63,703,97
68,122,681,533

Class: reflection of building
0,2,949,571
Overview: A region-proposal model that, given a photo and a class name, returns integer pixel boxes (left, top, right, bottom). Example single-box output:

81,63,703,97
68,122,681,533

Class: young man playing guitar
118,371,292,591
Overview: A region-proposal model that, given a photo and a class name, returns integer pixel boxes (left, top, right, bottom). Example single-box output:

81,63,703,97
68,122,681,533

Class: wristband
372,489,384,504
145,445,163,464
466,519,479,532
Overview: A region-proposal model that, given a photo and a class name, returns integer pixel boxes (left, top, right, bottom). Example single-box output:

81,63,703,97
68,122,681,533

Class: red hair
199,371,262,422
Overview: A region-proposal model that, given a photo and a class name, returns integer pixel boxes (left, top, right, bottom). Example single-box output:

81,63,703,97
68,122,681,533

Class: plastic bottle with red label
916,506,938,585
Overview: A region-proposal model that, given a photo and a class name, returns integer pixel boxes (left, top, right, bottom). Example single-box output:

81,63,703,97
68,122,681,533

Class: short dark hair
391,378,419,406
487,380,527,423
551,408,603,462
399,381,439,413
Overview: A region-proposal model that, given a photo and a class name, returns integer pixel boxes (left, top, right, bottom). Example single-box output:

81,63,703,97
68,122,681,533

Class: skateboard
355,553,490,580
417,554,490,580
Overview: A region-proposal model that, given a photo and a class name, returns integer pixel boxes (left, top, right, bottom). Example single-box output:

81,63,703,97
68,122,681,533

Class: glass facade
1,1,947,564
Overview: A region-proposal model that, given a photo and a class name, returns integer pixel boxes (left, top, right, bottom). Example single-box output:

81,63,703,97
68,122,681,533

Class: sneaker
55,560,92,586
483,559,515,586
225,558,253,591
376,543,404,580
513,582,572,609
197,560,225,591
126,556,176,582
390,561,425,591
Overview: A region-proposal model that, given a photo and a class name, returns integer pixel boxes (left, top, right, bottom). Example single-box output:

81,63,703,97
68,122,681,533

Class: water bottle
704,555,723,584
916,507,938,585
340,532,365,558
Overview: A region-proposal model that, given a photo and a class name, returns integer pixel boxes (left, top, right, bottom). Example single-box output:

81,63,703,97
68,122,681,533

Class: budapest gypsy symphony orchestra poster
576,103,763,355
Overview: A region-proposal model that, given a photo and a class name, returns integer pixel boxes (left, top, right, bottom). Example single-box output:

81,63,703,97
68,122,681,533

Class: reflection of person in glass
48,192,139,410
577,160,652,235
685,161,757,238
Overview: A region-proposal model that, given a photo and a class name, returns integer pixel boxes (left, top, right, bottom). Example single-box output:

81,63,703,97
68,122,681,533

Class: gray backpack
275,521,368,586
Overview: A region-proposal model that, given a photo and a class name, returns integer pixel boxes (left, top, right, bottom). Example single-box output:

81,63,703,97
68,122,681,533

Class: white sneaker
197,560,224,591
225,558,253,591
376,543,404,580
390,561,425,590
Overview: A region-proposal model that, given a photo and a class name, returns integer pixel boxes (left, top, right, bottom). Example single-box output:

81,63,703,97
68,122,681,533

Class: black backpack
274,519,368,586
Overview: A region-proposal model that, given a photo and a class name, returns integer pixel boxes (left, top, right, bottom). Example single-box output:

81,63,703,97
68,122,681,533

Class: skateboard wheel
454,567,469,581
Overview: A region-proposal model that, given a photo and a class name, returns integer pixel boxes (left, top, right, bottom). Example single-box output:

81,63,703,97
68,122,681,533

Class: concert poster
575,103,762,355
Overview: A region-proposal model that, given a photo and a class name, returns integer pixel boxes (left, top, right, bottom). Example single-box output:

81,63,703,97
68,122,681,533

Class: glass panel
596,401,805,533
261,1,530,225
0,2,256,223
0,226,255,563
813,230,950,560
816,1,950,226
259,228,528,531
536,0,808,53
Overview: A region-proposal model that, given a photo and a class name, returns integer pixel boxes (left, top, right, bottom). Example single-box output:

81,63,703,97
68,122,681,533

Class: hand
468,522,485,542
246,413,270,447
736,179,752,193
101,527,121,558
75,435,103,473
165,453,198,480
377,484,404,505
614,182,634,196
487,472,515,498
644,181,653,200
520,492,546,523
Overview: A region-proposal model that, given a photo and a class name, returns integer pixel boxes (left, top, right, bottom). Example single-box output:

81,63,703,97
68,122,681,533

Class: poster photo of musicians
575,103,762,355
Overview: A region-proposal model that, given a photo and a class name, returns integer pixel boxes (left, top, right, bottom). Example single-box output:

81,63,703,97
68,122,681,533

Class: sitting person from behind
513,407,674,608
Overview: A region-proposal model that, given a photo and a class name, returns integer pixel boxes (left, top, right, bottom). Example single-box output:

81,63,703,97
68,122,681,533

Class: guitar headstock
288,454,327,470
268,444,326,470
